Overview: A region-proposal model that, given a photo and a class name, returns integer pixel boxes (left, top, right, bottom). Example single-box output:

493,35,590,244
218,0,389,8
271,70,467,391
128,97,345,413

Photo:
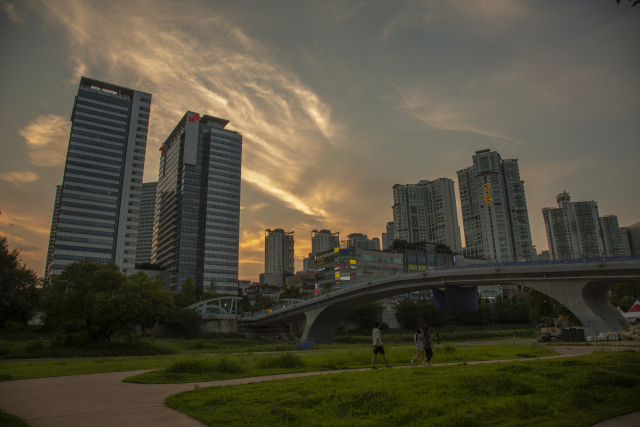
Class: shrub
255,353,304,370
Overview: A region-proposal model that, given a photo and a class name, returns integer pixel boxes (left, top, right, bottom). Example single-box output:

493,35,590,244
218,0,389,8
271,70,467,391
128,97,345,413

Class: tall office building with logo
152,112,242,294
47,77,152,278
457,149,534,261
392,179,462,251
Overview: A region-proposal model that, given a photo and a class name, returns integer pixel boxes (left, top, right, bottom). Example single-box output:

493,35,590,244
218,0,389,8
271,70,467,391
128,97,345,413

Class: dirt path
0,345,637,427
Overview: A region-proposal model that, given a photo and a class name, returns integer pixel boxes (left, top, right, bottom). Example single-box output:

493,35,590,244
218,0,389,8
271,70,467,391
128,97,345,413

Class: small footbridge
239,257,640,344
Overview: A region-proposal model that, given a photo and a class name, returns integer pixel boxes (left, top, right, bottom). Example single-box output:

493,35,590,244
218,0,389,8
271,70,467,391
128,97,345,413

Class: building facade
381,221,395,250
44,185,63,279
264,229,294,274
621,222,640,256
311,229,339,254
541,191,605,260
392,178,462,252
315,248,405,292
600,215,628,256
135,181,157,265
47,77,152,278
152,112,242,294
457,149,535,261
345,233,381,250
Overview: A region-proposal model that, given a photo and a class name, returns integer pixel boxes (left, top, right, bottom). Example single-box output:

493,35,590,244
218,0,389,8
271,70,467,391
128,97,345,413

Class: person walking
435,332,440,345
423,326,434,366
411,329,424,366
371,321,390,369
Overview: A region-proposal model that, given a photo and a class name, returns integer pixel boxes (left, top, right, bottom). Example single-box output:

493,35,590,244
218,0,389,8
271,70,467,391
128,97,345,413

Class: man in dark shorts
371,321,391,369
423,326,434,366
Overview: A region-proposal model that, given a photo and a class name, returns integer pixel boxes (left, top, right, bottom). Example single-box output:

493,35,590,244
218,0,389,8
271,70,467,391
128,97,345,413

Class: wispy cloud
19,114,71,167
1,171,39,184
241,202,269,211
1,0,24,23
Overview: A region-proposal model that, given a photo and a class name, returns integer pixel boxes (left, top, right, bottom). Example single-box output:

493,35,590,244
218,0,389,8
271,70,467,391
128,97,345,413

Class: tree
0,236,42,326
175,278,196,308
435,243,453,254
344,301,384,329
45,261,175,341
281,285,302,299
252,296,276,311
524,287,580,326
392,239,409,251
394,299,423,329
609,282,640,311
161,307,203,337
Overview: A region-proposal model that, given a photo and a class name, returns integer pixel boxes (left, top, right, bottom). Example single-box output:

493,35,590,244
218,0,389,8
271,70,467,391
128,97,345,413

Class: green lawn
124,342,558,384
166,351,640,427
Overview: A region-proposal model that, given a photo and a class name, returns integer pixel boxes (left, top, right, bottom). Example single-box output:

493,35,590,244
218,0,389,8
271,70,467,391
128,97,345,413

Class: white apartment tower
457,150,535,261
392,178,462,251
600,215,628,257
311,229,339,254
542,191,604,260
265,229,294,274
47,77,152,278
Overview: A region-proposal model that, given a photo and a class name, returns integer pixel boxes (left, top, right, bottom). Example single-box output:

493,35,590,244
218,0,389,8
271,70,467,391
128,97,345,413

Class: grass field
166,351,640,427
124,342,558,384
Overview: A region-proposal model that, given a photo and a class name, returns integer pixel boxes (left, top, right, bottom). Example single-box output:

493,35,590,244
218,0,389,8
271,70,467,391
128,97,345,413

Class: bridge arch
239,262,639,344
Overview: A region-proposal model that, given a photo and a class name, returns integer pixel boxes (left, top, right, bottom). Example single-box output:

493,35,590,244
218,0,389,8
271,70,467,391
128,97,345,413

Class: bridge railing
239,254,640,320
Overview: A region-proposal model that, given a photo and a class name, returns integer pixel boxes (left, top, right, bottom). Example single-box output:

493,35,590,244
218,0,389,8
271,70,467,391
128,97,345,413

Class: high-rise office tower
311,229,339,254
134,181,157,265
392,178,462,251
457,149,534,261
541,191,604,260
600,215,627,257
265,229,294,274
381,221,395,250
47,77,152,278
152,112,242,294
44,185,62,279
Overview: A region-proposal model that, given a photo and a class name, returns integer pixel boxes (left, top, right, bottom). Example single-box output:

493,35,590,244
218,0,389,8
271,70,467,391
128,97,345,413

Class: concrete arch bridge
238,260,640,344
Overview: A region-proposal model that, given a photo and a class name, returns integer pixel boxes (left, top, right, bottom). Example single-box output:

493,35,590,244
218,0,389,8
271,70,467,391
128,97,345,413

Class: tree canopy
44,260,175,341
281,284,302,299
524,287,580,325
344,301,385,329
251,296,276,312
175,278,196,308
609,282,640,312
0,236,41,326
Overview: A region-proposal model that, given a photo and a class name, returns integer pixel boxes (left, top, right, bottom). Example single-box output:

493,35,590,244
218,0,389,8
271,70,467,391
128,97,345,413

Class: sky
1,0,639,281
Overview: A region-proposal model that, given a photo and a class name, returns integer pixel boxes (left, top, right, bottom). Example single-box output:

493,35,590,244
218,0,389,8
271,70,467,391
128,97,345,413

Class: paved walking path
0,345,637,427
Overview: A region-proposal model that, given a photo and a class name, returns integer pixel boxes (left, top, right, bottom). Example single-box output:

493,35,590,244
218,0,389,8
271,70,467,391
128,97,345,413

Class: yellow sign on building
484,183,492,207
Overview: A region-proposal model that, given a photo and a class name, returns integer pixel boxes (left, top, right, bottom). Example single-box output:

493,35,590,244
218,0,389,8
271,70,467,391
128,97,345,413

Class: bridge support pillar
522,280,630,337
301,304,352,344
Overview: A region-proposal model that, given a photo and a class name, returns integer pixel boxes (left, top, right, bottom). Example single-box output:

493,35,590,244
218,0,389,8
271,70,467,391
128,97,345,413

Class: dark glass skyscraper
152,112,242,294
48,77,152,278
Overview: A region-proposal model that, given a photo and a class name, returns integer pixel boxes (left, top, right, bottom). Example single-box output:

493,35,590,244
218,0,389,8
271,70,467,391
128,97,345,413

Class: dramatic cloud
19,114,71,167
0,171,39,184
1,0,24,23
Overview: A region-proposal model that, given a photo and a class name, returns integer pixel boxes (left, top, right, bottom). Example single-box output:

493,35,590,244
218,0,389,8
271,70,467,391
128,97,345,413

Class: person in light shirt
371,321,391,369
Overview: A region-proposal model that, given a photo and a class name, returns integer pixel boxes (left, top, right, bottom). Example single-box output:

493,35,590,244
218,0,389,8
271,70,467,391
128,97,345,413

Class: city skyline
1,1,639,282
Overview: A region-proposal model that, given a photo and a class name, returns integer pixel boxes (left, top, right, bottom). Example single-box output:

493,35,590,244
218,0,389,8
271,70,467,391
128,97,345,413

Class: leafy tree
435,243,453,254
176,278,196,308
392,239,409,251
0,236,42,326
609,282,640,311
45,261,175,341
344,301,384,329
238,296,252,312
161,307,202,337
394,299,423,329
252,296,276,311
281,285,302,299
524,287,580,326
